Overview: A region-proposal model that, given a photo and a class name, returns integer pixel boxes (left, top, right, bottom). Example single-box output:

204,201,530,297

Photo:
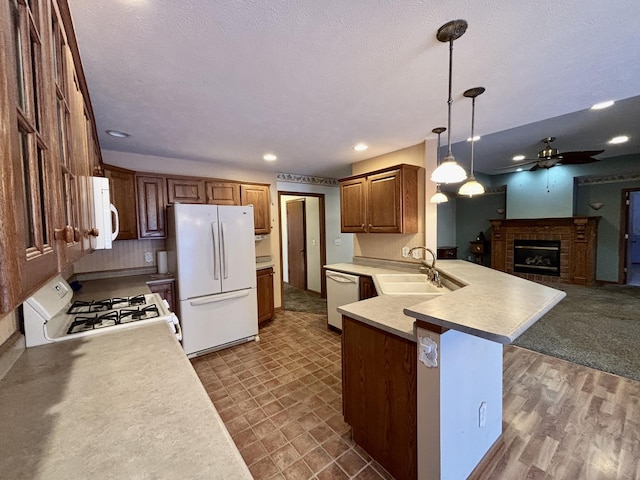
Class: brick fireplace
490,217,599,286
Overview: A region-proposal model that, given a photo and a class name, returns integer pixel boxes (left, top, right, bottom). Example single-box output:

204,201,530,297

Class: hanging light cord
470,96,476,176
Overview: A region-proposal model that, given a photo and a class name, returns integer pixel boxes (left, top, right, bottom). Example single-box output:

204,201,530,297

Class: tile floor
191,311,393,480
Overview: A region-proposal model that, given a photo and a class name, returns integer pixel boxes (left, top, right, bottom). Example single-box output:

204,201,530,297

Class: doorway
278,192,327,312
622,189,640,286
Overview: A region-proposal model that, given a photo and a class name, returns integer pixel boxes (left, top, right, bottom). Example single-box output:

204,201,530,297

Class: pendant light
458,87,485,197
430,127,449,203
430,20,468,184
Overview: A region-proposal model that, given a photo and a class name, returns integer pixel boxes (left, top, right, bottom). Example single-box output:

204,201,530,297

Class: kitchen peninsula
329,258,565,480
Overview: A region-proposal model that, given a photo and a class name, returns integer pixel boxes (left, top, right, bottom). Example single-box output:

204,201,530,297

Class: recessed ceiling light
608,135,629,144
591,100,614,110
516,168,523,172
466,136,481,142
263,153,277,161
106,129,130,138
512,155,525,161
353,143,368,152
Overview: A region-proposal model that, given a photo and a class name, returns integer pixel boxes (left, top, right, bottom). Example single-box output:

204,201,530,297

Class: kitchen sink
374,273,451,296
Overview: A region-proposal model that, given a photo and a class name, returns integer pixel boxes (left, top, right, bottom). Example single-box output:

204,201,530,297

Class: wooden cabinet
136,175,167,239
104,165,138,240
206,181,240,205
241,184,271,234
148,279,175,311
167,177,205,204
340,164,420,234
342,316,417,480
437,246,458,260
256,267,275,325
0,0,101,314
359,276,377,300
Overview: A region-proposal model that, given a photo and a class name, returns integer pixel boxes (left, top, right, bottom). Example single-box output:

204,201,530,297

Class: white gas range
23,276,181,347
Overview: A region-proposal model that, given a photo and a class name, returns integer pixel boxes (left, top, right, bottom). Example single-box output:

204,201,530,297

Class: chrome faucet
408,246,442,287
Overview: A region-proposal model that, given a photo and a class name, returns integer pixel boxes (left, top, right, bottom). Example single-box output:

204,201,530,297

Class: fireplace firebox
513,240,561,276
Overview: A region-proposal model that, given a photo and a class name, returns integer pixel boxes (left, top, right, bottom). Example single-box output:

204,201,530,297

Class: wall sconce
589,202,604,210
496,208,505,215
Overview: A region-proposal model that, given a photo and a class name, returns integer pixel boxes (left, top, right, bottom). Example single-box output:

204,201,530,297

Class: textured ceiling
68,0,640,178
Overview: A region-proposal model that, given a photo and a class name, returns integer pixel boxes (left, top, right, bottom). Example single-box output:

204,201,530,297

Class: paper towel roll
157,251,168,274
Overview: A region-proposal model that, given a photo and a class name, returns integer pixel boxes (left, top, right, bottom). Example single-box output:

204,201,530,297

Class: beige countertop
331,259,565,345
71,274,174,300
0,322,251,479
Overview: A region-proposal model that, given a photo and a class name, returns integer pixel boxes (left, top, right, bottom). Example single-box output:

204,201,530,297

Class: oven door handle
168,312,182,341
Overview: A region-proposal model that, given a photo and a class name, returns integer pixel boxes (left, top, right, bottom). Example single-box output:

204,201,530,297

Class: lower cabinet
256,267,274,325
359,276,377,300
148,279,176,311
342,316,417,480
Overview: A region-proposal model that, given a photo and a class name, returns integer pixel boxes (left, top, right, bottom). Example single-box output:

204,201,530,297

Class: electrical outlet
412,249,422,259
144,251,154,263
479,402,487,428
402,247,410,258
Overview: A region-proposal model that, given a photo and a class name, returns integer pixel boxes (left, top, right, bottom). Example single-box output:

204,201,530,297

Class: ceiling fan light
431,160,467,184
458,177,485,197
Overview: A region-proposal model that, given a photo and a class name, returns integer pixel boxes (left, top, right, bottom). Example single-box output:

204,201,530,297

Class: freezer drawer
180,288,258,356
325,271,360,330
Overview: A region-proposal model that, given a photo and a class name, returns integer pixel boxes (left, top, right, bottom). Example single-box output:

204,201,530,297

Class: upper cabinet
0,0,102,313
137,175,167,239
104,165,138,240
340,164,420,234
206,181,240,206
241,184,271,234
167,177,205,204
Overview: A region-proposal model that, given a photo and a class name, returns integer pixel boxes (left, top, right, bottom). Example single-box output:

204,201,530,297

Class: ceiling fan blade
557,157,600,165
529,164,540,172
494,159,539,171
560,149,605,159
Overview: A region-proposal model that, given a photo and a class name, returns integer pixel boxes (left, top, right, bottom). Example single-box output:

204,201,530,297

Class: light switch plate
402,247,410,258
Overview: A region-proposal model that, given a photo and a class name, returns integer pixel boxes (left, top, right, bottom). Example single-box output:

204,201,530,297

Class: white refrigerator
167,204,258,357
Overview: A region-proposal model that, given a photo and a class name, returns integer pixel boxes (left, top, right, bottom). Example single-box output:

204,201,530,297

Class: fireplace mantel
490,217,599,285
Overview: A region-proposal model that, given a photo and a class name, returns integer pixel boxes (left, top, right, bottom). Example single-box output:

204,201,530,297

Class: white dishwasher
325,270,360,330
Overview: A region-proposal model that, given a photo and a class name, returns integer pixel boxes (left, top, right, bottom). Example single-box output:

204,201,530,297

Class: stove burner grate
67,300,112,314
119,305,160,323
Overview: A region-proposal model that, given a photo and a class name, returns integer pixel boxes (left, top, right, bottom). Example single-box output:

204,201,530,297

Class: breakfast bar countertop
330,258,566,345
0,323,252,479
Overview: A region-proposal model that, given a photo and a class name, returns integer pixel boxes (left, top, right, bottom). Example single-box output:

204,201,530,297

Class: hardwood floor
473,345,640,479
193,312,640,479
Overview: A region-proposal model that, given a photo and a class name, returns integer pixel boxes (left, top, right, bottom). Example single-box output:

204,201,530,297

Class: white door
174,204,222,299
180,288,258,356
218,205,257,292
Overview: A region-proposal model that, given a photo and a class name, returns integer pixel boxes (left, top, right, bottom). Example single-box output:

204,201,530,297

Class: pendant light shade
430,127,449,203
458,87,485,197
430,20,468,185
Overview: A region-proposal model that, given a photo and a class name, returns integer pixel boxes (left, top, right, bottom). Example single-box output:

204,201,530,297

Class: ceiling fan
498,136,604,172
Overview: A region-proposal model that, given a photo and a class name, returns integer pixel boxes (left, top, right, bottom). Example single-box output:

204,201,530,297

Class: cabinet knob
88,227,100,237
54,225,74,243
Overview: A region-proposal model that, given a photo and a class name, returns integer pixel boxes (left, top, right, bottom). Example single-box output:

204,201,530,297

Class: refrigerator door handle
221,222,229,279
211,222,220,280
189,289,250,306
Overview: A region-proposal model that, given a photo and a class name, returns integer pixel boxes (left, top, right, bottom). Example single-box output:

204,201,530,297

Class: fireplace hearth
513,240,561,276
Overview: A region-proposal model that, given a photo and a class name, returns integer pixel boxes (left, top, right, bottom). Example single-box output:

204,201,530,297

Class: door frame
619,188,640,284
278,191,327,309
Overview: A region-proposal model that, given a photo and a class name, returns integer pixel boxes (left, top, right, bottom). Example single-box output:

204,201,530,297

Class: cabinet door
340,178,367,233
104,166,138,240
367,169,402,233
167,177,205,204
136,176,167,238
206,181,240,205
359,276,377,300
256,267,274,325
148,280,175,311
241,184,271,234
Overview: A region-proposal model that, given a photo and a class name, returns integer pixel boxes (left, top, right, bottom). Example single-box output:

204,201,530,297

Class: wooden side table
437,246,458,260
470,241,486,264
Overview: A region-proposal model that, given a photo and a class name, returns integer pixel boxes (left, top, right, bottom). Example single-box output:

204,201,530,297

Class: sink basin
374,274,450,296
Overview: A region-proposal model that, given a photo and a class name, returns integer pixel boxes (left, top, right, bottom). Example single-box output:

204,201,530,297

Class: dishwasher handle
326,272,358,284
